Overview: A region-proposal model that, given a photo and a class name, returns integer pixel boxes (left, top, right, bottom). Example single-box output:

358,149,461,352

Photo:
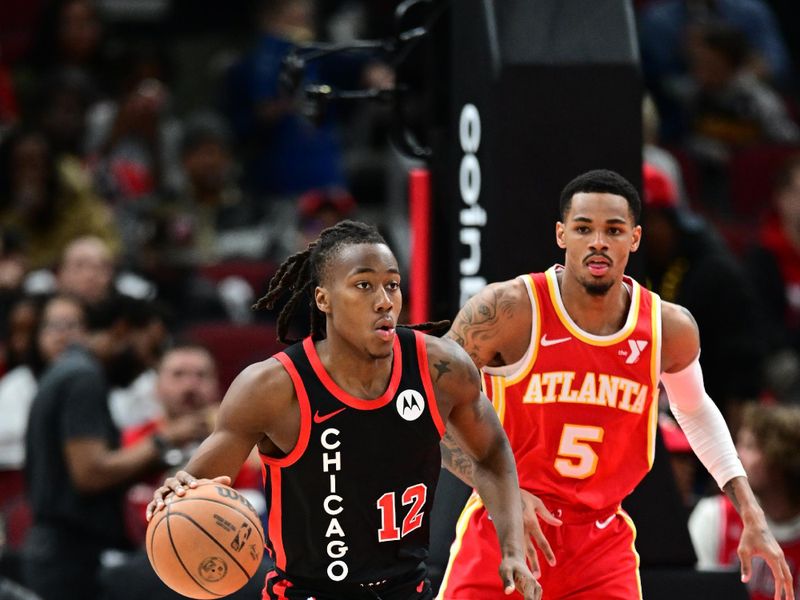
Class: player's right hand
146,471,231,521
521,489,562,576
499,555,542,599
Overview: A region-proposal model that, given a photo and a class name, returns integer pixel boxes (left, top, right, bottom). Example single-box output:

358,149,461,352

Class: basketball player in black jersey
147,221,540,600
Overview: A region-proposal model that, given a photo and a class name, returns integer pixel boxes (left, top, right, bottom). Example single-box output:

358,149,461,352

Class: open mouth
375,323,396,340
585,257,610,276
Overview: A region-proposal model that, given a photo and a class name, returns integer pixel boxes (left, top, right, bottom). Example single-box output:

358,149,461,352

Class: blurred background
0,1,799,599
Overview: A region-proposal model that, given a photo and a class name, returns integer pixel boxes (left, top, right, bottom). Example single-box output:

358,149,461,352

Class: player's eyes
355,281,371,290
386,282,400,291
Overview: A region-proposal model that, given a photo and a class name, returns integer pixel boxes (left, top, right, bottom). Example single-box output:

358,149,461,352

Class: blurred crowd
0,1,403,598
639,2,800,597
0,0,798,599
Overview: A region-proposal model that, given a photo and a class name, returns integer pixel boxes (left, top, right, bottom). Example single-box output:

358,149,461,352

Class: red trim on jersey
272,576,291,600
302,336,402,409
260,353,312,467
263,570,291,600
414,330,445,437
267,468,287,571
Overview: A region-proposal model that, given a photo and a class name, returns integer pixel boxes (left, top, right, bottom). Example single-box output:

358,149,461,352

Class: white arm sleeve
661,356,746,489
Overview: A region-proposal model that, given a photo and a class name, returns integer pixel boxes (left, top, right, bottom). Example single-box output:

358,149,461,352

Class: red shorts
436,495,642,600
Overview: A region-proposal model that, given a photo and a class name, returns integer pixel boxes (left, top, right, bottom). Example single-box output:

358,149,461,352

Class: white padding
661,356,746,489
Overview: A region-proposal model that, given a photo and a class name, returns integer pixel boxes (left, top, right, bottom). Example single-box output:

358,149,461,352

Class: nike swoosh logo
595,515,616,529
313,407,347,424
540,334,572,347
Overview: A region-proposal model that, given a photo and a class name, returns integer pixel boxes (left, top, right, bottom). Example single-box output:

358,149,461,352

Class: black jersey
263,327,446,587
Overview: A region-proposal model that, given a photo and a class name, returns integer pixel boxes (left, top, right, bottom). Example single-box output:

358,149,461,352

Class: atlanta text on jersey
521,371,650,414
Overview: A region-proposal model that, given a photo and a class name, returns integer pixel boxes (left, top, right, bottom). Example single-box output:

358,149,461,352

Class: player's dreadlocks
253,220,449,343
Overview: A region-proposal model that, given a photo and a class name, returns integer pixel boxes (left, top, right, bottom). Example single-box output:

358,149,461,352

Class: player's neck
558,271,630,336
314,336,394,400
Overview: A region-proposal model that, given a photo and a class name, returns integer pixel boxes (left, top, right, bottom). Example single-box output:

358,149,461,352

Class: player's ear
556,222,567,249
315,286,331,314
630,224,642,252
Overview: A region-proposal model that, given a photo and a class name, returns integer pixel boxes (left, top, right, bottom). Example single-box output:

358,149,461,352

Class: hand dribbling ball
146,482,265,599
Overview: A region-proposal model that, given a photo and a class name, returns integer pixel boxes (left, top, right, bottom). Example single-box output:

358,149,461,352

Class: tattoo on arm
433,360,451,382
448,288,516,367
723,480,741,512
440,431,476,487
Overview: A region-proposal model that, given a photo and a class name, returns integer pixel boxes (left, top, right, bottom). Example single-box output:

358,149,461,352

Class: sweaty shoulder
423,334,481,418
660,301,701,373
446,276,532,369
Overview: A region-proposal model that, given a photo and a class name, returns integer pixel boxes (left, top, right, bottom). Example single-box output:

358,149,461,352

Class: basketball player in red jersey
146,221,540,600
436,170,793,600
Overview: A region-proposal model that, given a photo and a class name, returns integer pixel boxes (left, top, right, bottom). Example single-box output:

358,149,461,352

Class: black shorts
262,567,434,600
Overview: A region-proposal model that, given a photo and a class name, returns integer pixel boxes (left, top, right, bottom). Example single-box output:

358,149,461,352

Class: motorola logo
396,389,425,421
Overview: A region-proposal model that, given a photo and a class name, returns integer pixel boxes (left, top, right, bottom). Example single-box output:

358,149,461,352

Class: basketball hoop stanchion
409,168,431,324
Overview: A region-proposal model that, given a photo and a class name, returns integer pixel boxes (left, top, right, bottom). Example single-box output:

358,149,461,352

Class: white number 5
554,424,604,479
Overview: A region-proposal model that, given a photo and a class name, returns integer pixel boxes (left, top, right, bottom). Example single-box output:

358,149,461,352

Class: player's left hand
520,489,562,576
499,555,541,599
738,518,794,600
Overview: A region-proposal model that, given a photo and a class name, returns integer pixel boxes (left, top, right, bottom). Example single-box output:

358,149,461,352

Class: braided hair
253,220,449,343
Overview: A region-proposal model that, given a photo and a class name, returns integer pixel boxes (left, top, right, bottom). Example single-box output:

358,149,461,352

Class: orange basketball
146,482,265,599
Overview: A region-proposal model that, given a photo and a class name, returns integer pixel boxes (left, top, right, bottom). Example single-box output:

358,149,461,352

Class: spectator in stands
85,43,182,270
0,296,41,377
0,230,27,351
0,294,85,555
152,113,266,269
290,186,356,254
683,21,799,161
20,296,194,600
96,345,266,600
21,0,109,102
0,128,119,270
107,300,170,431
121,344,266,545
745,153,800,403
54,236,115,305
642,162,767,425
0,294,85,472
638,0,793,142
25,234,160,311
643,93,691,206
225,0,346,202
689,403,800,599
33,69,97,160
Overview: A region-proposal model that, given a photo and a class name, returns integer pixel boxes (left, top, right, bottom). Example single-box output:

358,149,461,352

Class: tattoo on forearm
723,480,741,512
433,360,451,382
440,432,475,486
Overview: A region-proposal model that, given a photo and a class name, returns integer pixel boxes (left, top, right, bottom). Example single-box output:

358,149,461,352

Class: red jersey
483,265,662,516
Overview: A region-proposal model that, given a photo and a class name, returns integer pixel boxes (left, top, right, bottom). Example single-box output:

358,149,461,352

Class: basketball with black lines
146,482,265,599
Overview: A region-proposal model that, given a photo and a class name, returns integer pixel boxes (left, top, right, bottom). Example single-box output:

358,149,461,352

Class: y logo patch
625,340,648,364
